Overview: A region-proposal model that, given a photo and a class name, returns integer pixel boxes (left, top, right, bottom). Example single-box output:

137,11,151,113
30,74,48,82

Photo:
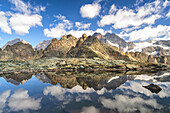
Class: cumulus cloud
0,0,45,35
95,28,111,35
44,14,73,38
100,95,162,113
120,25,170,42
66,30,94,38
98,0,164,29
80,3,101,18
75,22,91,30
0,12,12,34
9,13,42,35
8,89,41,112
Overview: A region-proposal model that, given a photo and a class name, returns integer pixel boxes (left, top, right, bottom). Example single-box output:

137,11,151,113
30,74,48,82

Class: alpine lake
0,69,170,113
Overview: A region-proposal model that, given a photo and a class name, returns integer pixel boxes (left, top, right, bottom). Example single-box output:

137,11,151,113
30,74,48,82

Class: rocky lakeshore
0,57,169,75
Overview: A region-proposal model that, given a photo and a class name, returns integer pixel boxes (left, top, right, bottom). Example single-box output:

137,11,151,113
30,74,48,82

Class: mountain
2,38,29,50
92,32,135,52
129,40,170,56
35,40,51,50
0,33,169,65
67,34,131,60
43,34,78,57
0,41,34,60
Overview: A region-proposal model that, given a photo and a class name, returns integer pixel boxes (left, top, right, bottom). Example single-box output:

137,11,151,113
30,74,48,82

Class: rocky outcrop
2,38,29,50
43,34,78,58
92,32,134,52
35,40,51,50
0,42,34,60
67,35,131,60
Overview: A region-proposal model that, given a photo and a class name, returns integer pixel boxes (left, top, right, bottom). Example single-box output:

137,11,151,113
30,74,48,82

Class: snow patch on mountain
106,40,119,48
128,40,170,53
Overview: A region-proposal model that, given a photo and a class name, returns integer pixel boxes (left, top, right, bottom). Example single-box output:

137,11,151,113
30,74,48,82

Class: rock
43,34,78,58
143,84,162,93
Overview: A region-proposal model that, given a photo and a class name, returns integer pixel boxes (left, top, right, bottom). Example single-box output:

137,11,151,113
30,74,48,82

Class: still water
0,71,169,113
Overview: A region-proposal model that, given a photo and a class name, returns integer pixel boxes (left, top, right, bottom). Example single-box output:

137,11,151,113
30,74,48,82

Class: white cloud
44,14,73,38
135,0,144,6
0,90,11,113
9,13,42,35
95,28,111,35
9,0,45,14
8,89,41,111
100,95,162,113
166,11,170,18
9,0,32,14
67,30,94,38
120,25,170,42
0,12,12,34
109,4,117,14
163,0,170,8
44,23,67,38
98,0,164,29
75,22,91,30
80,3,101,18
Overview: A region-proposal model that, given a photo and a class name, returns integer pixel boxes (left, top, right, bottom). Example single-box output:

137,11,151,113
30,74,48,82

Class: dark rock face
143,84,162,93
43,35,78,58
0,42,34,60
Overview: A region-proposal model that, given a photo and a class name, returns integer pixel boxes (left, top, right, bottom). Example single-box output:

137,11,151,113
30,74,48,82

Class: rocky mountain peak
2,38,29,50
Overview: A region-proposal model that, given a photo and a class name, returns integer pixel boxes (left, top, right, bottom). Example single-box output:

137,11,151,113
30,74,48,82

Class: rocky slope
0,33,169,65
67,34,131,60
0,42,34,60
43,34,78,58
35,40,51,50
2,38,29,50
92,32,135,52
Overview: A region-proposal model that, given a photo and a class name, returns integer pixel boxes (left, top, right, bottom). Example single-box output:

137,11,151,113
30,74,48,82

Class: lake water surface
0,71,170,113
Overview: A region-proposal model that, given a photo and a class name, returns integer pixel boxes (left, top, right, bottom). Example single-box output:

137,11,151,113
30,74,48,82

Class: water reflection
0,71,169,113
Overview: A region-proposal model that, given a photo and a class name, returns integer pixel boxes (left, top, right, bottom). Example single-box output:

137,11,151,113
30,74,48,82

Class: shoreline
0,67,169,75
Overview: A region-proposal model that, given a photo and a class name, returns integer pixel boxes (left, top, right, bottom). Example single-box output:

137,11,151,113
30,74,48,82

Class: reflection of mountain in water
3,73,32,86
1,71,170,91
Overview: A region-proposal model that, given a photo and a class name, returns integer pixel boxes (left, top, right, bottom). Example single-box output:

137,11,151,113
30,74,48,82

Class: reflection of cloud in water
81,106,99,113
44,85,95,104
0,90,10,113
134,75,156,82
8,89,41,112
100,95,162,113
118,80,170,98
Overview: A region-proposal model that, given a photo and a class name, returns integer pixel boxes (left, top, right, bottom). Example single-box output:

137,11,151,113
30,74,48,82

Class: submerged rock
143,84,162,93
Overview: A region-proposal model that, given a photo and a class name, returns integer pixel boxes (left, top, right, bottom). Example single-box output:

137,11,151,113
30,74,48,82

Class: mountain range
0,32,170,64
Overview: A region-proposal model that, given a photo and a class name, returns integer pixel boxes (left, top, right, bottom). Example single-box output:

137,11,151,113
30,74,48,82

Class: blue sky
0,0,169,47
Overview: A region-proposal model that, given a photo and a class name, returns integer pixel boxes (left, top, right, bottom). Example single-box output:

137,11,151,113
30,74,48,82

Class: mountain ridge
0,32,170,64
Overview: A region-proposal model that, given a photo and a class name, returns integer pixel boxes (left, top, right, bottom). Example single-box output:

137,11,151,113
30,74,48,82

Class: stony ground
0,57,169,74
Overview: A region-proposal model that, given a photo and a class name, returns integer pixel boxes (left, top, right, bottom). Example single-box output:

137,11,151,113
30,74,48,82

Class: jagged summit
0,33,169,64
2,38,29,50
